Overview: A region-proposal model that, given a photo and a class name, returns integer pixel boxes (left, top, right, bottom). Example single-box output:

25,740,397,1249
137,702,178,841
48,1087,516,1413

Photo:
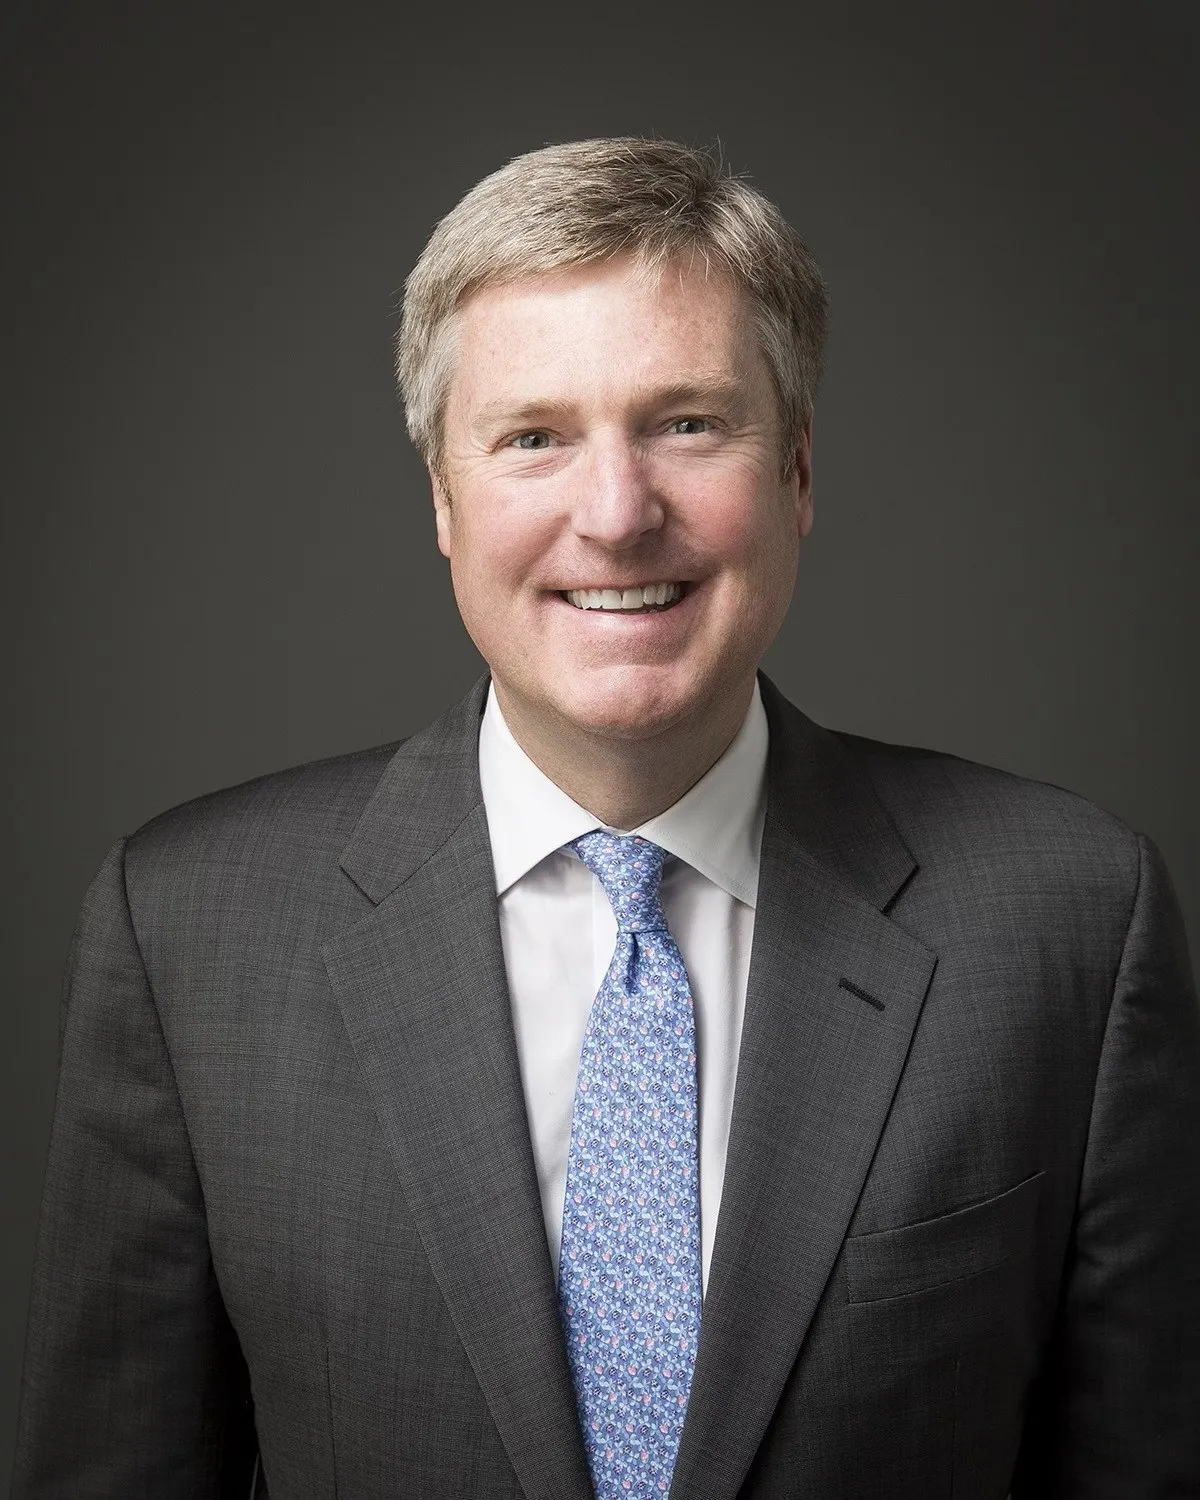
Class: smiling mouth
561,582,686,612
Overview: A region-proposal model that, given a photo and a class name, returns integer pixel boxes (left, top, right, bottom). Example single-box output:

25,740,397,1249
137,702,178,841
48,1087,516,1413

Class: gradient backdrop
3,2,1197,1475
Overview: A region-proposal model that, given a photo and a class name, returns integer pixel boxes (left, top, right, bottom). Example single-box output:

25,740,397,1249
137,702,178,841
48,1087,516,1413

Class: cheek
447,492,553,603
689,479,797,571
702,490,800,636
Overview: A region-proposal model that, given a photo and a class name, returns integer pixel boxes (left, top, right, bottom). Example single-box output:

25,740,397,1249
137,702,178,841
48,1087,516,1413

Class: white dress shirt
478,682,768,1290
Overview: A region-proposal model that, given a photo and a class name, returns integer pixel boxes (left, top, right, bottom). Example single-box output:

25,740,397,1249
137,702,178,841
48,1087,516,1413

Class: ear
431,471,453,558
794,418,814,539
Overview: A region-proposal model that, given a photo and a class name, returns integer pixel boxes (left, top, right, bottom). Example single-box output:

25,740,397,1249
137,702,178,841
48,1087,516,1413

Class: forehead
446,255,768,413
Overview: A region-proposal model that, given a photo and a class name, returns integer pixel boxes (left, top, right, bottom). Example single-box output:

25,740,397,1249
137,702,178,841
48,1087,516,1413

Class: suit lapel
671,680,938,1500
322,680,593,1500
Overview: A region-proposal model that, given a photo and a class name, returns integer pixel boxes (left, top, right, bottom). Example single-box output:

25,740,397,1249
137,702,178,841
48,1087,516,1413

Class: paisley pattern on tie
559,832,702,1500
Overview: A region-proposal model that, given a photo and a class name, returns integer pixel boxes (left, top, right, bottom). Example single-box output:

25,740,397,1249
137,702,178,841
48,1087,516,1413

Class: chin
550,671,705,743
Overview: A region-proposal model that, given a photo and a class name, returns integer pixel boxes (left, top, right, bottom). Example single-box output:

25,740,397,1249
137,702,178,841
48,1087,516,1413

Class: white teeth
564,582,684,611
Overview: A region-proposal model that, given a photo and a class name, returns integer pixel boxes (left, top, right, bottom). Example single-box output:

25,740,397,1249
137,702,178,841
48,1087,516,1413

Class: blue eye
671,418,711,435
513,432,550,450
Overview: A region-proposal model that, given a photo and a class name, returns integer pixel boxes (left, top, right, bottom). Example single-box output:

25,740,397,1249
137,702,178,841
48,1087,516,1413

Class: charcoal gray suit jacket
14,675,1200,1499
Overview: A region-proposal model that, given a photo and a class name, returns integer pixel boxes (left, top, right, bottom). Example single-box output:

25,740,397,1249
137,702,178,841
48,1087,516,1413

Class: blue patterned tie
559,832,702,1500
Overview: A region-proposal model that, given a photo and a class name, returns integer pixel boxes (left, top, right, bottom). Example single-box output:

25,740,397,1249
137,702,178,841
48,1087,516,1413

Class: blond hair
396,137,829,477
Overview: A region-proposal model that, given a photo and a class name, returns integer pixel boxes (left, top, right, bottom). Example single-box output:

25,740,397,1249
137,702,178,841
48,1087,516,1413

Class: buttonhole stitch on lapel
838,977,885,1012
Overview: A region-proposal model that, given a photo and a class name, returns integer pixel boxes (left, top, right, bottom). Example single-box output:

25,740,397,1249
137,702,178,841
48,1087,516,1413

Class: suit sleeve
1013,833,1200,1497
12,838,258,1499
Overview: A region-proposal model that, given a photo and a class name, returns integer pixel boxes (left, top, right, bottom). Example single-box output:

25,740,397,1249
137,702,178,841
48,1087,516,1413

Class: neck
493,679,755,829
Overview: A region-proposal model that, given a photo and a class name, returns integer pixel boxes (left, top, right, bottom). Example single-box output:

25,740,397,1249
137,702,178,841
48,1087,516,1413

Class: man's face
434,253,812,749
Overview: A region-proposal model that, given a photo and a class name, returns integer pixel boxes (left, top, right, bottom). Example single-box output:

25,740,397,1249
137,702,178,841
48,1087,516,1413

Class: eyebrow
642,377,749,415
470,376,751,436
471,398,579,434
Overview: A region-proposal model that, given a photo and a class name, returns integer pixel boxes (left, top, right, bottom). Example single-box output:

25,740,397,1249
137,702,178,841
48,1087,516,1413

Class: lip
555,579,691,593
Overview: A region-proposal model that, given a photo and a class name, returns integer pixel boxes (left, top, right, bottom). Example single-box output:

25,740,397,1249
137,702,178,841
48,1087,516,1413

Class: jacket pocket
843,1171,1043,1304
840,1174,1043,1498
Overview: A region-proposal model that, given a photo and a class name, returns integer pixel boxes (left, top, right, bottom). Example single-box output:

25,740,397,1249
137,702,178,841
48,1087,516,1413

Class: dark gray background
3,1,1196,1479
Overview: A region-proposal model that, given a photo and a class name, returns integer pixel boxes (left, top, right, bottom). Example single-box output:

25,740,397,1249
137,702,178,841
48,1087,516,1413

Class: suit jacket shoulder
127,736,404,874
117,738,404,980
833,726,1141,912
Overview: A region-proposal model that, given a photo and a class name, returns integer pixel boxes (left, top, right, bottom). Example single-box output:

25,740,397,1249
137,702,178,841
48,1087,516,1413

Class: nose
570,433,665,549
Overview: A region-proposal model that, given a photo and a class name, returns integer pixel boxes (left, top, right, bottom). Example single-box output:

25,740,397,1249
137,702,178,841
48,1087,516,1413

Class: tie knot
570,832,669,932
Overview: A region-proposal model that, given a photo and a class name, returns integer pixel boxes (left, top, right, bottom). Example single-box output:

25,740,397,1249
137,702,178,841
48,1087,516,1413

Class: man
13,138,1200,1499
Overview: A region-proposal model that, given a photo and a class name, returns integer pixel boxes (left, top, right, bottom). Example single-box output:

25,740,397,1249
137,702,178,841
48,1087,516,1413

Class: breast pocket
841,1173,1043,1499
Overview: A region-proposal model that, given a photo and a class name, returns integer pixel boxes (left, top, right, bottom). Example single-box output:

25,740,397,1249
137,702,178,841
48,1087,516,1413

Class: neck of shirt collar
477,681,768,909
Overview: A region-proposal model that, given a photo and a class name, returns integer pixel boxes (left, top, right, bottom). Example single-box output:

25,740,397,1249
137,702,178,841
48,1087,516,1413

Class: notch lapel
671,680,938,1500
322,680,592,1500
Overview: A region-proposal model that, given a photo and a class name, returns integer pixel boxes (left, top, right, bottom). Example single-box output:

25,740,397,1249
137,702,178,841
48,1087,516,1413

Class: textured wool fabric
12,674,1200,1499
559,833,703,1500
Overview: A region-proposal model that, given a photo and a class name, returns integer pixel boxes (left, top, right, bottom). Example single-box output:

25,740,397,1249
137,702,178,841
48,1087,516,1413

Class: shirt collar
477,681,768,908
